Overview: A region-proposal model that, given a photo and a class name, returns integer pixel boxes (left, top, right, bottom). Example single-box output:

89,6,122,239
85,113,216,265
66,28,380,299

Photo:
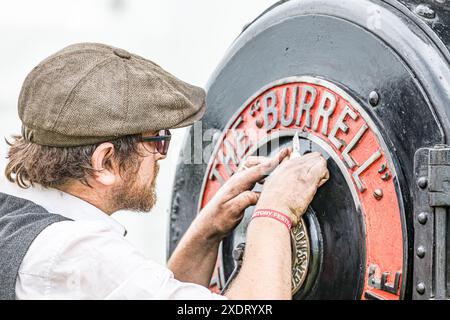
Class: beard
112,162,159,212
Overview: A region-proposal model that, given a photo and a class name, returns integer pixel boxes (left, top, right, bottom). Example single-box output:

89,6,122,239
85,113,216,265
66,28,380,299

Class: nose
156,152,167,161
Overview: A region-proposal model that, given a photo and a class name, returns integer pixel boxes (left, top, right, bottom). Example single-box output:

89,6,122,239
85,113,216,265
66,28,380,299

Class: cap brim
171,99,207,129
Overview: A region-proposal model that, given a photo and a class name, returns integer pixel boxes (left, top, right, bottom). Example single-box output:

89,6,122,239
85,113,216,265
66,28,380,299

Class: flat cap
18,42,206,146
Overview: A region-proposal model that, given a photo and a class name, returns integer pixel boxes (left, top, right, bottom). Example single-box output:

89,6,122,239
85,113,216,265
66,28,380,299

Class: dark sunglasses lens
159,141,169,155
157,130,171,155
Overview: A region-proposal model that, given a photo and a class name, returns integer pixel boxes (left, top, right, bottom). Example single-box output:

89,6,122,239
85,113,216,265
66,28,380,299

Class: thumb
227,191,260,212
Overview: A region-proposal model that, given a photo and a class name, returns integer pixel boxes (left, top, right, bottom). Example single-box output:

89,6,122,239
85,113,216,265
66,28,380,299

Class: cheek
139,158,156,183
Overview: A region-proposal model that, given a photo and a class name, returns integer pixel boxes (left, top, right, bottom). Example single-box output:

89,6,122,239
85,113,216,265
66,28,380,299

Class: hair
5,135,144,189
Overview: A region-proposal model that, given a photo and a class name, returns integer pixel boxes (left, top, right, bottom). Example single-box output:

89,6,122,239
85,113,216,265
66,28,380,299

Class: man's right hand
256,152,329,220
225,151,328,299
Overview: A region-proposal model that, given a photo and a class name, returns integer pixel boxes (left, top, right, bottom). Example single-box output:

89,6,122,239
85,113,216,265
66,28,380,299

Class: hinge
413,145,449,300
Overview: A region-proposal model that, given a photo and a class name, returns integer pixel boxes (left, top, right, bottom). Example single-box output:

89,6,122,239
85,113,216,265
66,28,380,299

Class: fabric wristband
251,209,294,231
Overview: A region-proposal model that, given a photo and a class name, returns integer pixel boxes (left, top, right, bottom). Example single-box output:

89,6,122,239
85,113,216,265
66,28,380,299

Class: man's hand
168,148,290,286
199,148,291,240
257,151,329,220
225,151,329,299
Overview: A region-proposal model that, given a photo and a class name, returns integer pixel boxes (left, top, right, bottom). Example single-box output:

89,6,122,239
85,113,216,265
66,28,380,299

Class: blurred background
0,0,277,264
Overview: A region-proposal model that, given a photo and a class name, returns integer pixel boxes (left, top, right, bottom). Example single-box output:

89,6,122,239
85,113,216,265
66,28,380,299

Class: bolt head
418,212,428,224
232,248,244,261
381,172,390,181
415,4,436,19
232,243,246,261
416,282,426,294
369,91,379,106
417,177,428,189
255,118,263,128
417,246,426,258
373,188,383,200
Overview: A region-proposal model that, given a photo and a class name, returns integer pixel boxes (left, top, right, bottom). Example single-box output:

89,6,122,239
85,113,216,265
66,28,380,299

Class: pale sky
0,0,277,264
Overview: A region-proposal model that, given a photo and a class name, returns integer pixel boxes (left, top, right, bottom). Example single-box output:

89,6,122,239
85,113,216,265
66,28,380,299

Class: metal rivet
417,246,426,258
373,188,383,200
381,172,390,181
255,118,263,128
378,164,387,173
415,4,436,19
212,131,221,145
416,282,426,294
417,177,428,189
232,243,245,261
369,91,379,107
418,212,428,224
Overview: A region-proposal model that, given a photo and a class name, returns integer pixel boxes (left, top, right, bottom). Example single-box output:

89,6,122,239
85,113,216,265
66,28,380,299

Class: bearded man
0,43,328,300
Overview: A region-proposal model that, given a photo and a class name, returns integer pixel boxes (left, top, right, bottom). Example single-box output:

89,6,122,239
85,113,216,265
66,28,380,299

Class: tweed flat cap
18,42,206,146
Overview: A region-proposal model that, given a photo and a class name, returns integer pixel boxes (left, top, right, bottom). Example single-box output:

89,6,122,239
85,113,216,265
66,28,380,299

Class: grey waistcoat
0,192,71,300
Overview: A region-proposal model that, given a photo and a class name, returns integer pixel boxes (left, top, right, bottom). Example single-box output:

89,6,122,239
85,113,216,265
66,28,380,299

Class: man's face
112,132,166,212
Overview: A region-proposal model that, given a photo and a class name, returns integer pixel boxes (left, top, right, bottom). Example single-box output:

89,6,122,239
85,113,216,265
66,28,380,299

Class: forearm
225,209,292,300
167,215,221,287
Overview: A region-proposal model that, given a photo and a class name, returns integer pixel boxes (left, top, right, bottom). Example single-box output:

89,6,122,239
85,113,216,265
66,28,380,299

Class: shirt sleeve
16,220,227,300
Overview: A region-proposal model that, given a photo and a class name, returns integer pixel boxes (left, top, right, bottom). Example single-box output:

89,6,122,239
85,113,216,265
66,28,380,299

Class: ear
91,143,118,186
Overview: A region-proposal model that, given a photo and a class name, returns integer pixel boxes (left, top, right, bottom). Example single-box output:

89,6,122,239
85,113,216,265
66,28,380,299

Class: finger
281,147,292,161
247,148,292,180
231,148,290,192
306,157,329,186
238,150,286,172
284,152,322,169
256,147,291,176
226,191,260,213
293,151,322,162
261,147,292,166
318,169,330,187
282,147,293,163
238,156,267,172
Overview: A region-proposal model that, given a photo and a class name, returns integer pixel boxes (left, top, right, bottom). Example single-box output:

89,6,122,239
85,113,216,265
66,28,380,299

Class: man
0,43,328,299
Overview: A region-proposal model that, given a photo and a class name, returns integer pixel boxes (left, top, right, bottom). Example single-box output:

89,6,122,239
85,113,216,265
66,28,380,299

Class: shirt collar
1,180,127,236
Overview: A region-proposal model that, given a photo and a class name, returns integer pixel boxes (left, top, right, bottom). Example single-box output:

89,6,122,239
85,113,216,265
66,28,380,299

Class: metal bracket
220,243,245,294
413,145,449,300
368,264,401,294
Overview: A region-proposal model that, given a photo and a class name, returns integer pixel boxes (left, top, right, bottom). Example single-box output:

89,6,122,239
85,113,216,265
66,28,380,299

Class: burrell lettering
280,86,298,127
328,105,358,149
312,90,337,135
295,85,316,127
210,82,387,197
342,124,368,169
263,91,278,131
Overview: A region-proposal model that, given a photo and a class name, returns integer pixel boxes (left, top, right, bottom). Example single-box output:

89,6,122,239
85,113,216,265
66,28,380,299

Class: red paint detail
202,82,404,299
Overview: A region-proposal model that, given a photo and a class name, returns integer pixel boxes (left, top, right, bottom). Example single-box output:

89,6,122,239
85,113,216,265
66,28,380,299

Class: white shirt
1,182,226,300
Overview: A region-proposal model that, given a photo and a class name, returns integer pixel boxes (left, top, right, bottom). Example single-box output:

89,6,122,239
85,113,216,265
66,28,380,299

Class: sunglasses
140,129,172,155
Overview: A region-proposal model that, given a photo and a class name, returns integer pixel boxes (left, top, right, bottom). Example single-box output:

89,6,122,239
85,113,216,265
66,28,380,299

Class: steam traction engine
169,0,450,299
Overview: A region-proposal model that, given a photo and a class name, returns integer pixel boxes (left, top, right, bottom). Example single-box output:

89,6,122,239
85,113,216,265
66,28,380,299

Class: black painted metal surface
413,146,450,299
168,0,450,299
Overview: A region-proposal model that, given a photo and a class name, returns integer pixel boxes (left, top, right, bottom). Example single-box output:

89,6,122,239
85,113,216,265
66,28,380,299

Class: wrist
254,203,298,227
251,208,297,230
